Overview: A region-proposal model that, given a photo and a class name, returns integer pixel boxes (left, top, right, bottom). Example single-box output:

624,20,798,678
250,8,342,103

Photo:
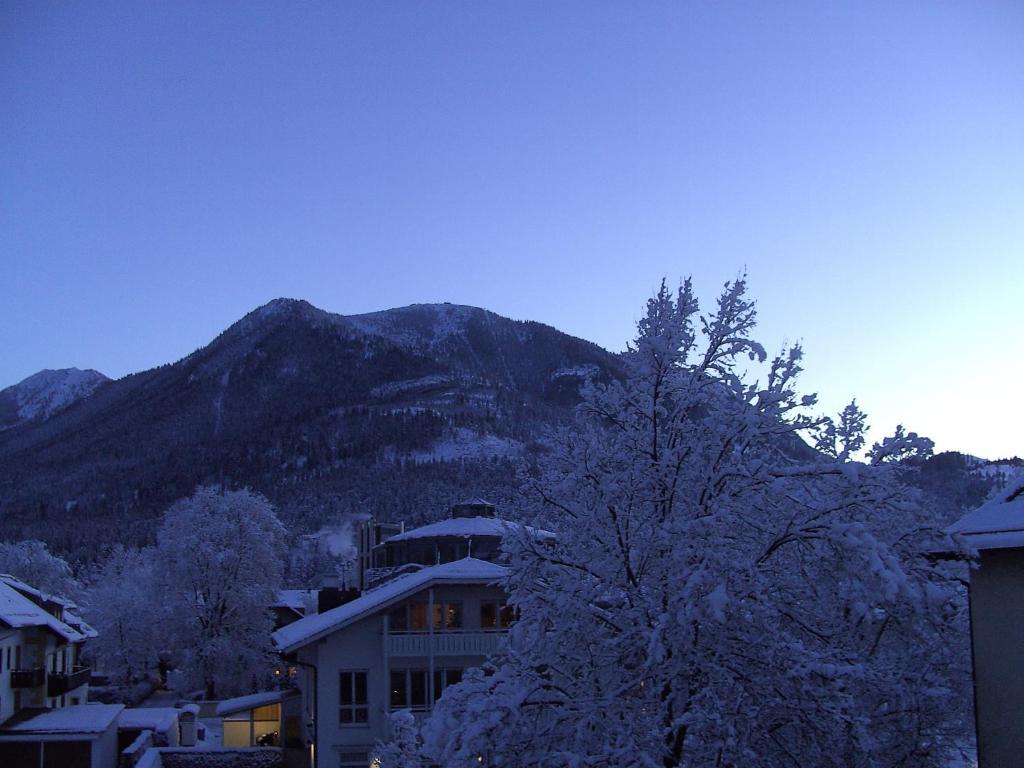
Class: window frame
338,670,369,727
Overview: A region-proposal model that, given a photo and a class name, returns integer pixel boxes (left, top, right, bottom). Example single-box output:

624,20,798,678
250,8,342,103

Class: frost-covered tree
155,486,287,698
423,278,969,768
0,539,79,597
372,710,425,768
81,546,161,685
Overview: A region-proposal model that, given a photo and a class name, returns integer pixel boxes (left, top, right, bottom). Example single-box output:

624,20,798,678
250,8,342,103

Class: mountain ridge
0,299,623,557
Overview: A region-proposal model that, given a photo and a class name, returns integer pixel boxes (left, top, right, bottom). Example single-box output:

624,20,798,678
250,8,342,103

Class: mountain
0,368,109,430
0,300,623,558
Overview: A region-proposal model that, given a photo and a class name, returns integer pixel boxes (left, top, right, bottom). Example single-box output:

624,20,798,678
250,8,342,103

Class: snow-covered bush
421,278,970,767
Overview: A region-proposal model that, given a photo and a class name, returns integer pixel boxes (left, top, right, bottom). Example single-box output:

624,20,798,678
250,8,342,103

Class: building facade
948,480,1024,768
273,501,541,768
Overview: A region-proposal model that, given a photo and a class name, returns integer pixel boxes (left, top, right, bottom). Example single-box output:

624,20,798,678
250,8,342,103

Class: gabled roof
383,516,554,544
0,579,85,643
273,589,316,615
948,480,1024,550
272,557,508,653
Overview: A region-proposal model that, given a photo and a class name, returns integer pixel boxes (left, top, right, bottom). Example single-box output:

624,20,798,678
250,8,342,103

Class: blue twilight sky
1,2,1022,458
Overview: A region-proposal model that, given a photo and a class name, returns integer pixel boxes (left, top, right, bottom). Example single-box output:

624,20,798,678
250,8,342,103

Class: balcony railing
47,665,91,696
10,667,45,688
386,630,507,657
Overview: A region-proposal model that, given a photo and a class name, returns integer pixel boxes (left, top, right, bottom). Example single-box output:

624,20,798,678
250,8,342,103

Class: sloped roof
272,557,508,653
215,689,299,717
948,480,1024,550
383,516,553,543
0,579,85,643
0,573,75,608
0,704,124,735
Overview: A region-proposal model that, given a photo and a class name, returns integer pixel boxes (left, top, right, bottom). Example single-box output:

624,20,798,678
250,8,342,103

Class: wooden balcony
47,665,91,696
10,667,45,688
386,630,506,657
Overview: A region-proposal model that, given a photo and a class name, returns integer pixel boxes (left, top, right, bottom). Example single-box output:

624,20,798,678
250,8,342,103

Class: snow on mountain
0,368,108,429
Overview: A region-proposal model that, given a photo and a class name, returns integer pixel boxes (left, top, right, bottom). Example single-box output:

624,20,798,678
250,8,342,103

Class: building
0,574,121,768
273,500,549,768
216,688,301,747
947,480,1024,768
0,702,123,768
0,574,96,722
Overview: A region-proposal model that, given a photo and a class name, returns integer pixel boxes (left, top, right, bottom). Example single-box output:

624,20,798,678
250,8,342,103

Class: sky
1,2,1022,458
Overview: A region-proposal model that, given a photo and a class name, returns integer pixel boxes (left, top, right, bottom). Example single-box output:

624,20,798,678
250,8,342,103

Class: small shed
215,689,299,748
948,480,1024,767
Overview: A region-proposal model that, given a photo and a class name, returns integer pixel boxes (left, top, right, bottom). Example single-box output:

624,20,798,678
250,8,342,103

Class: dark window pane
480,602,496,629
355,707,368,724
410,670,427,708
446,602,462,629
389,606,407,632
410,603,428,630
340,673,352,705
391,671,407,708
354,672,367,705
340,708,353,724
433,670,443,701
432,602,443,629
446,668,463,686
500,604,516,628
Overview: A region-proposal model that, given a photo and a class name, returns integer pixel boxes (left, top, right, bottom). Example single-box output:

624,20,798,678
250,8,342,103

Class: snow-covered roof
948,480,1024,550
0,579,85,643
64,609,99,639
215,689,298,717
0,704,124,735
383,516,553,544
0,573,76,608
118,708,180,732
273,557,508,653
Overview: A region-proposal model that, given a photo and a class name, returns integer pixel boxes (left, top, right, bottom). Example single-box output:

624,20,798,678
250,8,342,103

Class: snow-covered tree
0,539,79,597
372,710,425,768
81,546,162,685
422,278,970,767
155,486,287,698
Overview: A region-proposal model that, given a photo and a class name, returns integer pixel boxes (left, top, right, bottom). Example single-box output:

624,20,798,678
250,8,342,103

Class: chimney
318,586,360,614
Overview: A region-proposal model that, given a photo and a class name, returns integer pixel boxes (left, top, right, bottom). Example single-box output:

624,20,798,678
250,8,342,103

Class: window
389,601,462,631
390,669,428,710
481,601,515,629
434,601,462,630
432,668,463,702
339,671,368,725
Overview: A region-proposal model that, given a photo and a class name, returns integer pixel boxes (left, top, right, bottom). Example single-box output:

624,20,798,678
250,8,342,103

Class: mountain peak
0,368,108,429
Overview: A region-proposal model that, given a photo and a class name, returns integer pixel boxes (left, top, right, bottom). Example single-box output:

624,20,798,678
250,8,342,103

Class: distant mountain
909,451,1024,525
0,368,108,430
0,300,623,557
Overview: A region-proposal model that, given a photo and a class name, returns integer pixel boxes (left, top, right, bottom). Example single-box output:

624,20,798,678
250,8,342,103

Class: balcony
386,631,507,657
47,665,91,696
10,667,45,688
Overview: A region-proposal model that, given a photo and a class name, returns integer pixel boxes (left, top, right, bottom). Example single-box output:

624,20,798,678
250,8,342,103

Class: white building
0,574,96,722
948,480,1024,768
0,573,121,768
273,500,547,768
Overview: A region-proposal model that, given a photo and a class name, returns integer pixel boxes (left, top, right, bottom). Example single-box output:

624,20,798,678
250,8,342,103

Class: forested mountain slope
0,300,622,557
